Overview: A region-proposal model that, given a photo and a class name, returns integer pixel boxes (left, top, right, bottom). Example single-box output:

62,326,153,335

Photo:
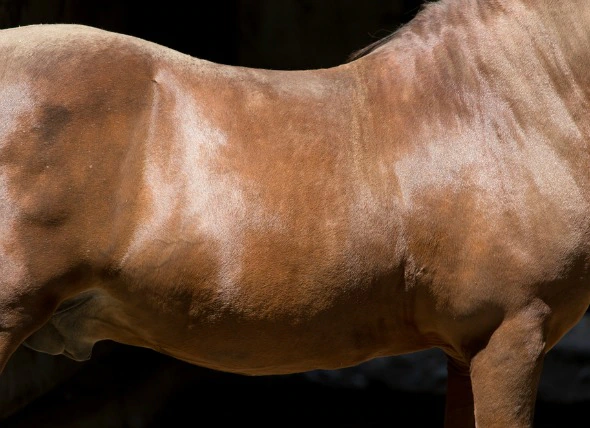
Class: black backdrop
0,0,425,68
1,1,590,427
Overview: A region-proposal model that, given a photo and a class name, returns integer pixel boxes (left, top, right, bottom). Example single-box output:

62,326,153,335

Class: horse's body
1,0,590,426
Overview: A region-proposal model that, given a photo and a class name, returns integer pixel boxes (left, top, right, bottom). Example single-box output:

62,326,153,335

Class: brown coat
1,1,589,426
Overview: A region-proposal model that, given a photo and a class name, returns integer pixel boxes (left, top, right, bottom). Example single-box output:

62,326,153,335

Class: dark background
1,1,589,427
0,0,425,69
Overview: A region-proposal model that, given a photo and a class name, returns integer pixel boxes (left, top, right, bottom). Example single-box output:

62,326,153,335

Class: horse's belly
141,292,423,375
106,240,421,375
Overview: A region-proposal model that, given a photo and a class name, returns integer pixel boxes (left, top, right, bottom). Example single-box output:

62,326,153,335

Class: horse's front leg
444,357,475,428
0,284,59,374
468,304,547,428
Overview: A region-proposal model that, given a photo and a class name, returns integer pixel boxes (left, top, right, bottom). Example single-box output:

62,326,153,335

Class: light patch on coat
0,82,33,144
123,68,284,304
0,83,30,299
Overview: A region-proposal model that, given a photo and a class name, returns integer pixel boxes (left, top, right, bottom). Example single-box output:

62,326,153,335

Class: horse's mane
347,31,399,62
346,0,467,62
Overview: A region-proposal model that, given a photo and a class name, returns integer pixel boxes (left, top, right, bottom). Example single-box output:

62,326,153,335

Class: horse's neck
357,0,590,157
523,0,590,92
532,0,590,31
391,0,590,103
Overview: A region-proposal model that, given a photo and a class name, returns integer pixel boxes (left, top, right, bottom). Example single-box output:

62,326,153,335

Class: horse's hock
1,1,590,427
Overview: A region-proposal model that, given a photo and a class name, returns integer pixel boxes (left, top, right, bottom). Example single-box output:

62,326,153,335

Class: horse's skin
0,1,589,426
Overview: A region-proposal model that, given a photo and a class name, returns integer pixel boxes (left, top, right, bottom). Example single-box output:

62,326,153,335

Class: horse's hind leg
469,305,547,428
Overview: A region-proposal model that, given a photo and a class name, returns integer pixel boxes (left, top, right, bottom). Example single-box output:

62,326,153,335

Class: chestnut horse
1,0,589,426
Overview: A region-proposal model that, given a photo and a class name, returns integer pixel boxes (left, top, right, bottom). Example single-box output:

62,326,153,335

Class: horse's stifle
1,1,589,426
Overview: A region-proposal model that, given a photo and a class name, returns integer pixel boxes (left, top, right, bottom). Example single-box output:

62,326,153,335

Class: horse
1,0,589,426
